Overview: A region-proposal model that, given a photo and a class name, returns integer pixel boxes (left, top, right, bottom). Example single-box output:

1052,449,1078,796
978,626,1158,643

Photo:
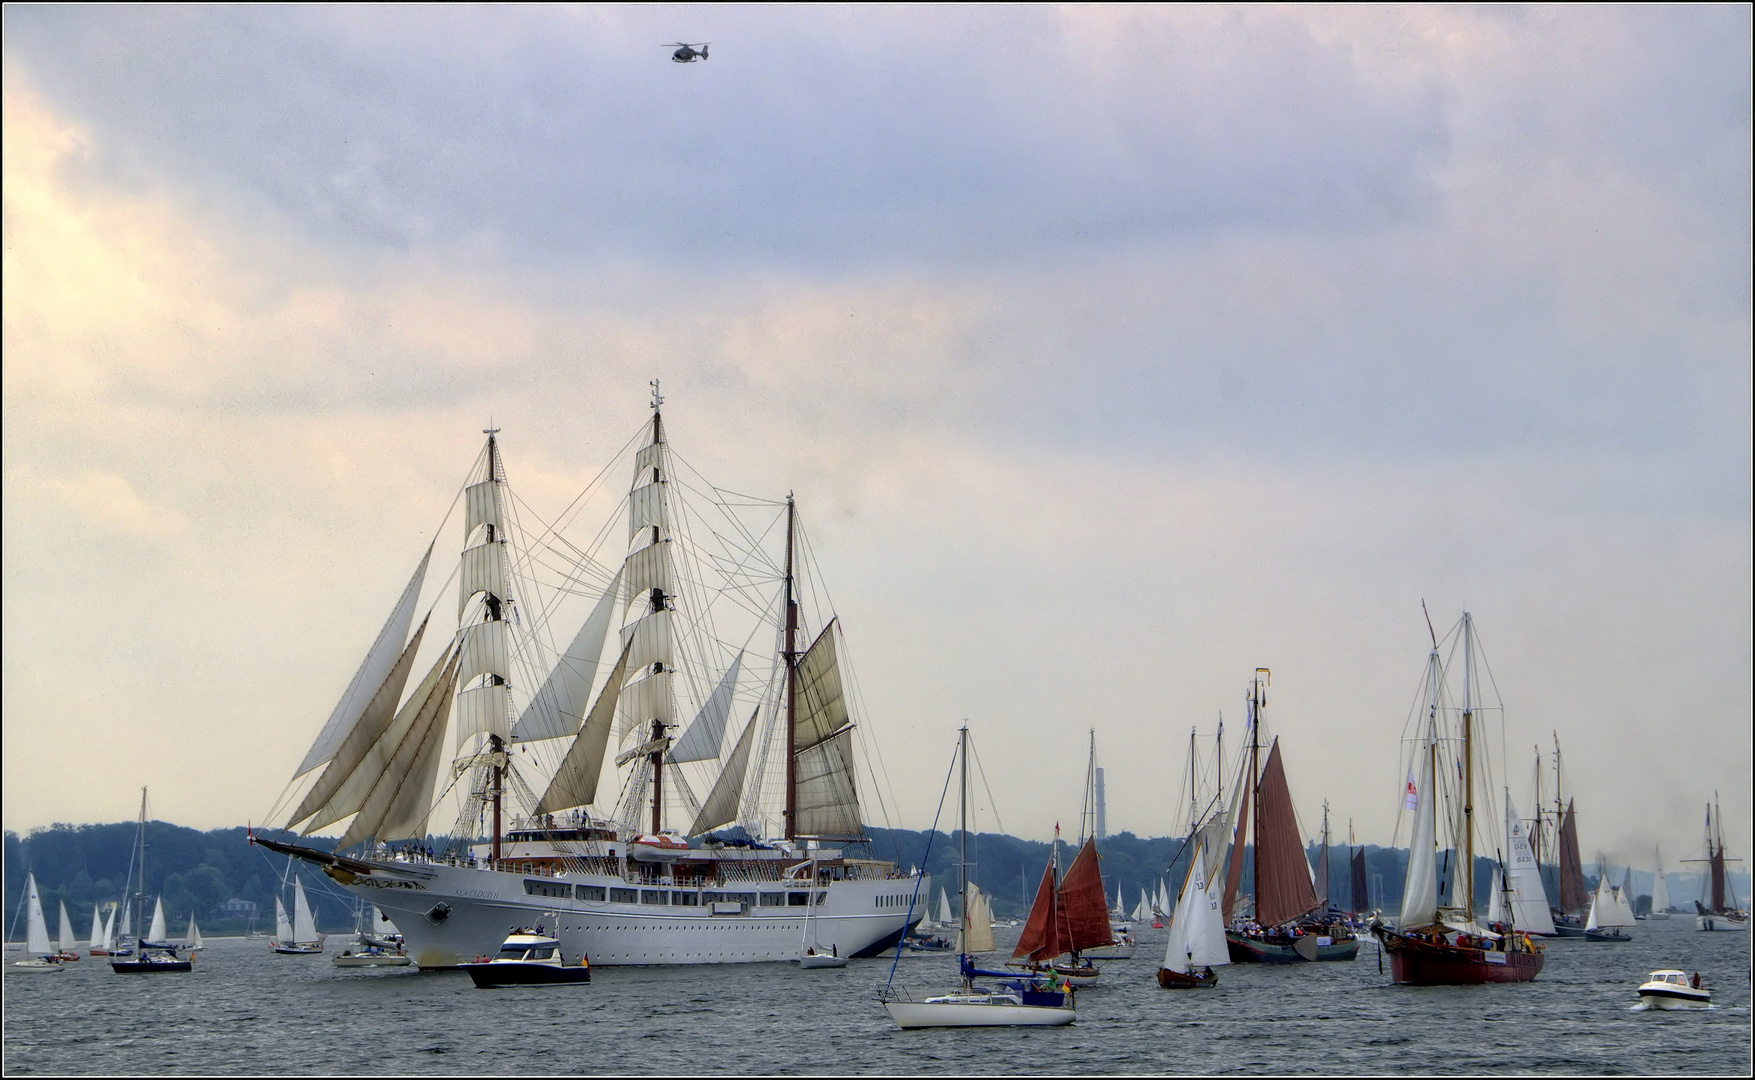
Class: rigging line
966,737,1008,838
884,735,959,990
516,422,644,557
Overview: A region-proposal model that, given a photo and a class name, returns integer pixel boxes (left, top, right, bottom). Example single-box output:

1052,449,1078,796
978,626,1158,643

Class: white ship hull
1695,912,1747,932
322,858,924,968
884,1000,1075,1028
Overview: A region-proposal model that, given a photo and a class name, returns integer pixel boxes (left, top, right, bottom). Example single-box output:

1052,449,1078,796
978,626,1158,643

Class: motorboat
1637,969,1710,1010
462,929,591,987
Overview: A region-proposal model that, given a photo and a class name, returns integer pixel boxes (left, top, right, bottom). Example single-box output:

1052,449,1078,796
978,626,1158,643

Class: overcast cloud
3,5,1749,865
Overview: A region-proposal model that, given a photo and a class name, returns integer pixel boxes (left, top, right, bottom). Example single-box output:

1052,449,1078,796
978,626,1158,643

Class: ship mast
958,724,969,980
782,494,799,841
1461,612,1475,922
483,427,507,864
1249,669,1268,919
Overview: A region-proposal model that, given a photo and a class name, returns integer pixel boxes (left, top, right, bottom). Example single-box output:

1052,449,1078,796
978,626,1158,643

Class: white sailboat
798,858,848,968
254,394,921,968
882,726,1075,1028
1584,862,1635,941
55,900,80,960
1158,751,1243,988
99,906,119,955
87,902,108,956
1649,848,1671,919
334,901,410,967
1501,793,1556,935
184,913,205,951
935,888,956,930
12,874,64,971
272,878,323,954
147,896,168,944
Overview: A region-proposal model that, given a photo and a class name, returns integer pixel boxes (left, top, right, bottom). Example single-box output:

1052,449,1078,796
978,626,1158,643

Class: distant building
1095,767,1107,840
219,898,257,919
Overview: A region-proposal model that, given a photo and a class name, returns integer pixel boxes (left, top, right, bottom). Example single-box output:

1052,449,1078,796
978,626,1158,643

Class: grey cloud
5,5,1450,262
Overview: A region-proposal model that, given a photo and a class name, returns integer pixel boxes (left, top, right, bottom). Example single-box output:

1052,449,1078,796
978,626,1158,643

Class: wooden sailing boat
11,874,65,972
1222,670,1358,963
111,787,192,973
882,725,1075,1027
1011,829,1111,983
1687,796,1748,931
1546,737,1590,936
1371,612,1543,985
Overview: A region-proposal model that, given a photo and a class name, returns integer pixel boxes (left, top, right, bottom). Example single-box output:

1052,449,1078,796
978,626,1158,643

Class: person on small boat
1691,971,1703,989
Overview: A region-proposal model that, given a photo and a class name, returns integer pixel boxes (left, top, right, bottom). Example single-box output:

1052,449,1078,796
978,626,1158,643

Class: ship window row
526,885,824,908
877,894,912,909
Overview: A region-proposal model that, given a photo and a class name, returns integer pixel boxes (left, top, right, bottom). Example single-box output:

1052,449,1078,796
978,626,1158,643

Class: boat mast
1461,612,1475,922
484,427,506,864
1530,744,1543,868
650,402,666,835
782,495,799,841
958,723,969,980
1188,726,1198,838
1080,729,1096,844
134,786,147,943
1249,669,1267,920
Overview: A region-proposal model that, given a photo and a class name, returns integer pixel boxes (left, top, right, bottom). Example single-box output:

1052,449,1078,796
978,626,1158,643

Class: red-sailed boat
1373,611,1543,986
1010,832,1113,984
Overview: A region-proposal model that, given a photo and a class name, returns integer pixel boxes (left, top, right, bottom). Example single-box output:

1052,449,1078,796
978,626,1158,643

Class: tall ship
1371,611,1544,985
255,387,922,966
1687,796,1747,932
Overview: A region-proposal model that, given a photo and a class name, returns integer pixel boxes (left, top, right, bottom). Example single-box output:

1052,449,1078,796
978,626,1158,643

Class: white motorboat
462,928,590,987
1637,969,1710,1009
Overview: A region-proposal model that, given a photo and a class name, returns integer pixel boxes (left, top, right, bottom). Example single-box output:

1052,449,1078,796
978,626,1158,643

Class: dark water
5,918,1748,1075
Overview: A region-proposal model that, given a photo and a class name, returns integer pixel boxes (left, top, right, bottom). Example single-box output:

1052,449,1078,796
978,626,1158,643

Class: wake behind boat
256,389,921,967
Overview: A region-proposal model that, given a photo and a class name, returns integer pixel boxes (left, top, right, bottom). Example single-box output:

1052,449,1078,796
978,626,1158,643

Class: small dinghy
1638,969,1710,1009
463,929,590,987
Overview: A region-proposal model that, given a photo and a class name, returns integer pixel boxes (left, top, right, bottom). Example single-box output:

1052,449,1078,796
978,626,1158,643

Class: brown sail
1254,740,1320,928
1557,798,1587,914
1012,862,1066,962
1057,837,1114,952
1222,774,1251,921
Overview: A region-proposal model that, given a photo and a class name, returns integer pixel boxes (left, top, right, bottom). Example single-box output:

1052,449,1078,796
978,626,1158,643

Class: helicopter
669,42,709,63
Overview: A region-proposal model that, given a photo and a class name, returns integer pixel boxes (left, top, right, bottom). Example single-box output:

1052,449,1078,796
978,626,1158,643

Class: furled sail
296,545,432,775
1013,863,1066,963
1057,837,1115,952
535,641,634,814
670,654,742,763
1504,793,1556,934
296,636,453,834
513,570,622,742
1399,723,1439,930
23,874,50,955
1557,798,1588,914
287,618,430,828
957,883,995,954
337,647,462,849
686,706,760,835
1254,740,1320,927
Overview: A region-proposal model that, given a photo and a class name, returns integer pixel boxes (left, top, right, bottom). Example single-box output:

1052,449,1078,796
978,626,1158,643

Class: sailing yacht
1688,797,1748,931
12,874,65,972
253,390,921,967
111,788,193,974
1159,743,1245,988
1223,670,1359,963
87,902,109,957
272,878,324,954
184,914,204,951
881,726,1074,1028
1371,612,1544,985
1010,831,1111,983
54,901,80,961
1583,860,1635,941
1648,848,1671,919
1545,738,1590,936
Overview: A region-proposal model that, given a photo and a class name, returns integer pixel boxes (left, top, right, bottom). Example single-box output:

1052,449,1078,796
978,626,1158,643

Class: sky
3,5,1749,871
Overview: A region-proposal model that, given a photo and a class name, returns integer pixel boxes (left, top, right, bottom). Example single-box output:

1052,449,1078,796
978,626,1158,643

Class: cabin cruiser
463,928,591,987
1637,969,1710,1010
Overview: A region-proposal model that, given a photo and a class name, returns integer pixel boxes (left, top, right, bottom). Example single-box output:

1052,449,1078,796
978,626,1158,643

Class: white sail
937,887,955,928
119,899,133,940
536,641,634,814
623,540,669,601
670,654,742,764
792,727,862,838
1503,793,1556,934
513,569,622,742
1610,873,1637,927
339,649,461,848
372,904,401,937
686,706,759,836
628,481,665,539
464,479,501,540
293,879,319,944
102,907,117,951
794,621,850,752
148,896,167,943
956,883,995,954
1164,828,1231,973
57,901,75,954
186,914,203,948
1133,890,1149,922
457,540,506,617
1157,878,1170,914
453,682,512,749
1487,871,1505,925
305,642,457,835
274,896,293,943
289,619,430,828
619,668,674,734
458,620,510,687
88,902,105,951
1652,863,1670,913
1398,715,1440,930
621,608,673,675
23,874,51,956
296,545,432,775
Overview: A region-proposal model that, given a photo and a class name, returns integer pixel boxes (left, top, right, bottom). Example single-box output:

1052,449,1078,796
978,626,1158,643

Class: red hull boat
1375,926,1543,985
